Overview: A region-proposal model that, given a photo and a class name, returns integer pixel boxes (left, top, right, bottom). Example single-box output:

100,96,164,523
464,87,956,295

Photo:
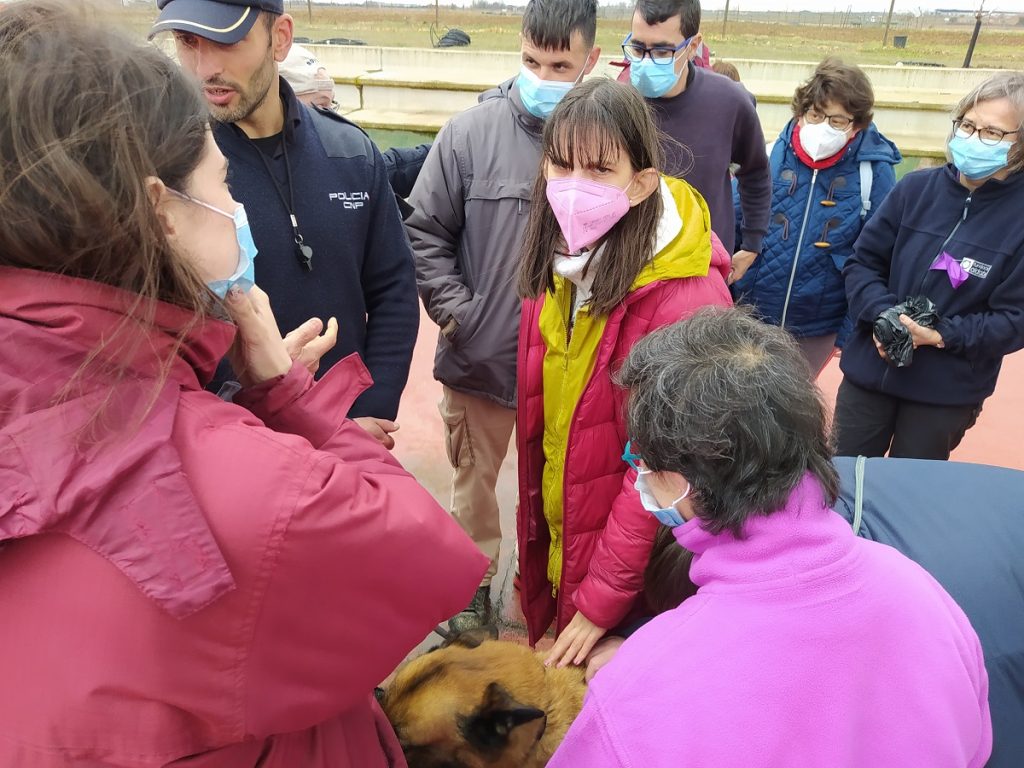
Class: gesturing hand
544,610,607,669
283,316,339,376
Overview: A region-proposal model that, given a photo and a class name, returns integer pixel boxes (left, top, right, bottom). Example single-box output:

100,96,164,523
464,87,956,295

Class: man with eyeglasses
624,0,770,286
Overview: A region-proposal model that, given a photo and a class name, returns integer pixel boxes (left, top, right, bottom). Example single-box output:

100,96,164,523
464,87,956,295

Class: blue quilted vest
732,121,901,338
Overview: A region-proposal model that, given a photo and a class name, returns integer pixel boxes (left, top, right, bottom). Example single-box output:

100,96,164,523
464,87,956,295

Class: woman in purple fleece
550,307,992,768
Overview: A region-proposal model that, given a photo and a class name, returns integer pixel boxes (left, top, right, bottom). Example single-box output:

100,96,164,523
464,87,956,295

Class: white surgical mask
634,469,691,527
799,120,851,161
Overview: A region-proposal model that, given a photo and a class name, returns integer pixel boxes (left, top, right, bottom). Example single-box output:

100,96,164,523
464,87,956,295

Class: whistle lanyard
253,133,314,271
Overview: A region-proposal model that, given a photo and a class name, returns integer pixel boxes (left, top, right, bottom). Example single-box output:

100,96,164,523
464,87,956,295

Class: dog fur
381,628,586,768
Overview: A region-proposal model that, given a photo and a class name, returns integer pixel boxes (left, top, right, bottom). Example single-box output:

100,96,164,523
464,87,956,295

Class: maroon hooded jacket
0,267,487,766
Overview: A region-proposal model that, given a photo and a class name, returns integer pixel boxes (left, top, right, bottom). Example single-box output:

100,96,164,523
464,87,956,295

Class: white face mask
798,120,851,161
634,469,691,527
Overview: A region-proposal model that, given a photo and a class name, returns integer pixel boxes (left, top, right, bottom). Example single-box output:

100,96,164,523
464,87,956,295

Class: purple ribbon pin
931,251,969,289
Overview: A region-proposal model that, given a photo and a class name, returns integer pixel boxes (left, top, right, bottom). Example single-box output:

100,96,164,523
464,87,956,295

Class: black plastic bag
873,296,940,368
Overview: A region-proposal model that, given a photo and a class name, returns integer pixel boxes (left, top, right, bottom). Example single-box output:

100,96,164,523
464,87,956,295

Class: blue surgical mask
629,48,688,99
949,131,1013,181
172,191,258,298
634,469,691,527
517,64,584,120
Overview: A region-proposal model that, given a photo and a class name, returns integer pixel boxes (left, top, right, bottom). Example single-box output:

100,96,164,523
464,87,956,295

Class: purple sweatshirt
649,63,771,255
550,474,992,768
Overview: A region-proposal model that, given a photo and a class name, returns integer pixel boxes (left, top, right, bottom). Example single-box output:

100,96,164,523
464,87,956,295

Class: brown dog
381,627,586,768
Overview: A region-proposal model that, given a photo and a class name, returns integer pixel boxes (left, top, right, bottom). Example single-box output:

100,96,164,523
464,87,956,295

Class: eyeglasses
952,118,1020,146
621,33,691,65
622,440,643,471
804,108,855,132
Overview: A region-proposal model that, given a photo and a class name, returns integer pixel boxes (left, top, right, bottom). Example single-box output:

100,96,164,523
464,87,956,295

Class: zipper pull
962,194,972,221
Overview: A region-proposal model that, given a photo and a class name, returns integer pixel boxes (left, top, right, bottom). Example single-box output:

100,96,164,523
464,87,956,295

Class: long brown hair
517,78,664,317
0,2,214,400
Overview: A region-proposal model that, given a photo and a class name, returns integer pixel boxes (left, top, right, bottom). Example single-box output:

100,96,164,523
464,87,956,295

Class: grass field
102,5,1024,70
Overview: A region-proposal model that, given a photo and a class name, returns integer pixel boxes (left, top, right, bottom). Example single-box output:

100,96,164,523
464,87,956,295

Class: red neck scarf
791,121,857,170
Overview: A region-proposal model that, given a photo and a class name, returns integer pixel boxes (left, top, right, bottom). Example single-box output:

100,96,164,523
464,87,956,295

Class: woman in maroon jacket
0,4,485,766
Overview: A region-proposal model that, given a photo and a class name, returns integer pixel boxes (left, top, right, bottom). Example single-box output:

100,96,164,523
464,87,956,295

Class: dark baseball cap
150,0,284,45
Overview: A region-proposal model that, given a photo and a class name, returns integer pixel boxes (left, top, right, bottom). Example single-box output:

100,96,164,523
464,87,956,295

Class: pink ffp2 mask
546,177,632,254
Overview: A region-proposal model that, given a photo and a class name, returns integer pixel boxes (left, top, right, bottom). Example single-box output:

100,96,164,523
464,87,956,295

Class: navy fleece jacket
841,164,1024,406
213,79,418,419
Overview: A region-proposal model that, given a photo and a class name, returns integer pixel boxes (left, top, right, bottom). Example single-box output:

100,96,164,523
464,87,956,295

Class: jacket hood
480,75,545,137
0,267,237,617
479,76,513,104
781,120,902,166
632,176,718,293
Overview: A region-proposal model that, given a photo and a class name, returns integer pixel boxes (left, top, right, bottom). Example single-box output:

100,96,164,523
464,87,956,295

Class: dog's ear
443,624,499,649
458,682,546,755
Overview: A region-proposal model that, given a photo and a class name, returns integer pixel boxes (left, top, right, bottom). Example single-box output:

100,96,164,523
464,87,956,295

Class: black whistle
296,243,313,272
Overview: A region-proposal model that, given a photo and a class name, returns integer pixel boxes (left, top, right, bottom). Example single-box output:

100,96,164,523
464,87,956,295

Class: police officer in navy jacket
152,0,418,433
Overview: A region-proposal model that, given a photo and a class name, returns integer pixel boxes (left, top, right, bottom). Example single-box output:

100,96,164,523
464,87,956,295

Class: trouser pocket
439,397,474,469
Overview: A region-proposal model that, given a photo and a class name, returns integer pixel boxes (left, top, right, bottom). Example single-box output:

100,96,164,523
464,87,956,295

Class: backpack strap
852,455,867,536
859,160,873,220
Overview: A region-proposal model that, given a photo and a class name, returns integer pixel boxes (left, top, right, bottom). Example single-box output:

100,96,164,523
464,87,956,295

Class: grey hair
617,307,839,537
950,71,1024,174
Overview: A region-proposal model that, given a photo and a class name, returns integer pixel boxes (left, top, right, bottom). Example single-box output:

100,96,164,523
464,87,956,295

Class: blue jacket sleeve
350,144,420,420
843,179,904,327
835,159,896,350
382,143,431,199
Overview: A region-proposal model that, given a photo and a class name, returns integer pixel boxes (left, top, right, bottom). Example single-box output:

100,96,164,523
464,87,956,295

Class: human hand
354,417,400,450
225,286,293,388
872,334,890,362
728,249,758,285
283,316,339,376
584,635,626,683
899,314,945,349
544,610,607,668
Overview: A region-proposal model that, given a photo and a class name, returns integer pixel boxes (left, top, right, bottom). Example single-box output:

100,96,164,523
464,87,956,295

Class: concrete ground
393,305,1024,644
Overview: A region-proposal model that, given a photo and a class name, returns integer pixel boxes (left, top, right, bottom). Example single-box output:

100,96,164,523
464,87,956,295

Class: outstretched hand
544,610,607,669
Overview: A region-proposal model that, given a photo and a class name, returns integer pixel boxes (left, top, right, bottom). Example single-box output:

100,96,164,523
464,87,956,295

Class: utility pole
963,1,984,68
882,0,897,46
722,0,731,37
306,0,312,25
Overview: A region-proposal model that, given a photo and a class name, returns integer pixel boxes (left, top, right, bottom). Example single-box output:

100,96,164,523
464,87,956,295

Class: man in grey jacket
406,0,600,632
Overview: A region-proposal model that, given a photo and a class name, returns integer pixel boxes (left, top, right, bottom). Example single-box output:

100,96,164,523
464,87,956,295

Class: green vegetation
105,6,1024,70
